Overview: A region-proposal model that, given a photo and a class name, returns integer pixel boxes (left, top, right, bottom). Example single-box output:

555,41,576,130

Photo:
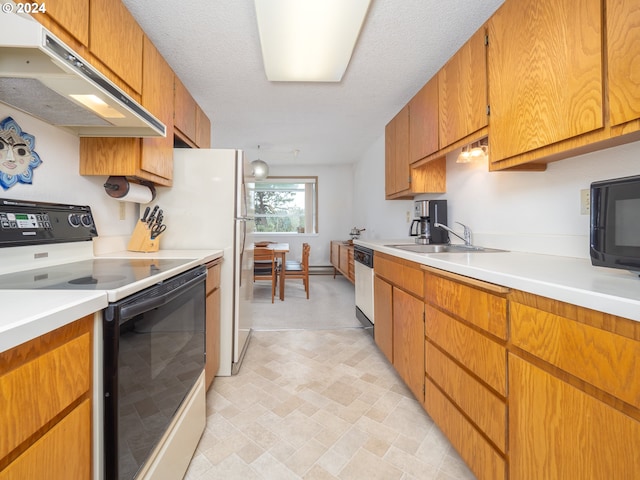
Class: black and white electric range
0,199,207,480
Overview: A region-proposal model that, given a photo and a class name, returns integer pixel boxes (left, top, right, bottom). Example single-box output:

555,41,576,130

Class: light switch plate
580,189,590,215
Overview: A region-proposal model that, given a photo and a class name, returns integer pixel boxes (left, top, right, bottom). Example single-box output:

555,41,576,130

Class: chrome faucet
434,222,472,246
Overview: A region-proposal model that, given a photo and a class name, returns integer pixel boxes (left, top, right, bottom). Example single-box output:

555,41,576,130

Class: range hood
0,11,166,138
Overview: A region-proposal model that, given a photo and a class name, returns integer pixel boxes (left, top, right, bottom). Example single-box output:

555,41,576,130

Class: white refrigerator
157,148,254,376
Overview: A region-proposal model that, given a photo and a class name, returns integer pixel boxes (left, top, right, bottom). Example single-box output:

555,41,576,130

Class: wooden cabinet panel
196,104,212,148
425,378,506,480
384,119,396,198
374,252,423,298
510,301,640,409
373,275,393,363
424,271,507,339
0,399,91,480
0,331,90,460
174,76,198,142
205,260,221,389
90,0,144,93
487,0,602,163
438,27,488,148
426,343,506,453
36,0,89,46
607,0,640,126
140,36,174,181
205,287,221,389
509,354,640,480
393,105,410,194
392,288,424,402
426,305,506,395
206,260,221,295
409,77,439,162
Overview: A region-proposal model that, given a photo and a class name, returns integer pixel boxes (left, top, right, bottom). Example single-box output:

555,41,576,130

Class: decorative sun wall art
0,116,43,190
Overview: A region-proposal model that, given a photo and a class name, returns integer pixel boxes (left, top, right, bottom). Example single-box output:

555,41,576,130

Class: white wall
353,135,414,240
0,106,139,238
352,133,640,258
254,163,354,266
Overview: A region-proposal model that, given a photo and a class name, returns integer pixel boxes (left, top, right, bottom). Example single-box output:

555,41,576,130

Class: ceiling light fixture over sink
254,0,372,82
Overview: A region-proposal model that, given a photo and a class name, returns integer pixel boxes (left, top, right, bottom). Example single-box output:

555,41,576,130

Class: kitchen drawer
426,304,506,396
511,301,640,408
425,378,506,480
374,252,423,297
0,399,91,480
424,269,508,340
206,259,222,295
0,330,91,460
426,342,506,452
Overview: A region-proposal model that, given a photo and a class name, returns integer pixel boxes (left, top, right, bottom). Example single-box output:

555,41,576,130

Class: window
249,177,318,234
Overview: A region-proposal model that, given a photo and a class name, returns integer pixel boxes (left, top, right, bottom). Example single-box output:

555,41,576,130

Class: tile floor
184,276,476,479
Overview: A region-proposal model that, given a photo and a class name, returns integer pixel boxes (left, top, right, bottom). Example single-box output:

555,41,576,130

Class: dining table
266,243,289,300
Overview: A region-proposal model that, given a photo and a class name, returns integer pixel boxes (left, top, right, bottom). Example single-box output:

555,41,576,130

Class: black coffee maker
409,200,448,244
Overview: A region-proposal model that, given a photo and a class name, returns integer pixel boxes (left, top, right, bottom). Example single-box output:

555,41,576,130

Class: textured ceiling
121,0,505,166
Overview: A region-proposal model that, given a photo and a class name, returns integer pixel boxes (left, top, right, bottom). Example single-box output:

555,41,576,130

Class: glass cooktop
0,258,191,290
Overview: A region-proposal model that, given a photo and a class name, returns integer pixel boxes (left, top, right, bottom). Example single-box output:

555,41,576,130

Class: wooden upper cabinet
140,36,174,181
394,105,410,193
384,118,396,198
174,76,198,142
196,104,212,148
409,76,439,163
90,0,144,93
607,0,640,127
438,27,488,149
175,76,211,148
385,106,410,197
34,0,89,47
487,0,603,163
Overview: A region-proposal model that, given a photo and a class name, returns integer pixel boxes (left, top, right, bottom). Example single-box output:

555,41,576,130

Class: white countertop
0,249,223,353
0,290,107,353
356,240,640,322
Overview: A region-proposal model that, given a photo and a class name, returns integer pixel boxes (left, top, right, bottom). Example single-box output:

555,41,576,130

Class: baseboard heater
309,265,334,275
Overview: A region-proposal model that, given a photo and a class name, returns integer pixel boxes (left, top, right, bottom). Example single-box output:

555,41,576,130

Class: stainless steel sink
385,244,508,254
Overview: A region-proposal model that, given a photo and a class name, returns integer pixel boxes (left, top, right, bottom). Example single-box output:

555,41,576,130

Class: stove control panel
0,212,52,230
0,199,97,247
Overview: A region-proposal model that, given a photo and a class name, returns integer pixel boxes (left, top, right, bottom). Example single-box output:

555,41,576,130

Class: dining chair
284,243,310,299
253,247,278,303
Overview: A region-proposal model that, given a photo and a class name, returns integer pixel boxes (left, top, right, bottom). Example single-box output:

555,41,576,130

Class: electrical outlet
406,211,411,223
580,189,590,215
119,202,126,220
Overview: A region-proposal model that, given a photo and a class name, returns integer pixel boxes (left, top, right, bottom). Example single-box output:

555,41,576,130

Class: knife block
127,221,160,253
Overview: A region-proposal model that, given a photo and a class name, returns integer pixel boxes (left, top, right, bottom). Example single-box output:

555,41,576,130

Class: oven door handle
118,274,205,321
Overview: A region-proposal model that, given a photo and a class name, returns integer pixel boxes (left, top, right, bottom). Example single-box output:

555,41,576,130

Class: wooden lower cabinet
373,252,425,402
425,378,506,480
393,288,424,401
509,354,640,480
0,316,92,477
0,400,91,480
330,241,354,283
373,275,393,363
423,268,508,480
372,254,640,479
205,259,222,390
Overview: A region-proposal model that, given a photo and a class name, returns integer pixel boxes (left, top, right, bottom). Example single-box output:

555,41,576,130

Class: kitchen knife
141,206,150,222
146,205,159,226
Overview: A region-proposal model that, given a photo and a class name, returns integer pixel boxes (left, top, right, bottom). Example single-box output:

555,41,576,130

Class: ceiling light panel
255,0,371,82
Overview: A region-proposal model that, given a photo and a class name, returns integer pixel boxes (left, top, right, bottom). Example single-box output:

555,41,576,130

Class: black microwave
590,175,640,272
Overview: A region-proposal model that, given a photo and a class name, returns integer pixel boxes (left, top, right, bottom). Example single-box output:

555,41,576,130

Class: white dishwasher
354,245,374,336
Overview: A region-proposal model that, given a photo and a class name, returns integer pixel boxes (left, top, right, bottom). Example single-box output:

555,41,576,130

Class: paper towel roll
104,176,155,204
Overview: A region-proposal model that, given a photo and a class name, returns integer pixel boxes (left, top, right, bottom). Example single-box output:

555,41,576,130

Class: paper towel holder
103,176,156,203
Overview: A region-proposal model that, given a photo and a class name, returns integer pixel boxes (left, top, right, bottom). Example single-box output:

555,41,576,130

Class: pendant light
251,145,269,180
